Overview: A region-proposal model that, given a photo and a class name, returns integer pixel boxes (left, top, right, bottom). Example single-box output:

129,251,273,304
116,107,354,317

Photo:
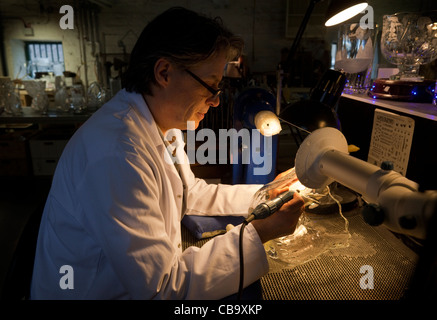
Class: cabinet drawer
29,140,68,159
31,158,59,176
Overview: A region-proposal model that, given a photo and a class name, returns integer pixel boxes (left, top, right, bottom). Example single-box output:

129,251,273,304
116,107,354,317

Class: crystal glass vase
381,11,437,81
23,80,49,114
335,23,375,93
0,77,22,115
86,82,106,112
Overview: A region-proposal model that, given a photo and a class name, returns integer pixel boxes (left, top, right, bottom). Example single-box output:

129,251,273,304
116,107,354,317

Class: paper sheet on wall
367,108,415,176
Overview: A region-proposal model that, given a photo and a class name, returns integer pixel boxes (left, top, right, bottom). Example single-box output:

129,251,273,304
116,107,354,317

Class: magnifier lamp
295,126,437,240
294,127,437,300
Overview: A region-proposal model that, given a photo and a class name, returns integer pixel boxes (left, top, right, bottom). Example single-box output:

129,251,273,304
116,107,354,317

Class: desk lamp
250,0,371,144
244,0,370,132
233,1,370,187
270,0,370,213
325,0,369,27
281,0,369,89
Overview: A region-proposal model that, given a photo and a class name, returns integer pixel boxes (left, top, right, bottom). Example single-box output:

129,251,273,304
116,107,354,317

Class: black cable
237,190,295,300
238,220,249,300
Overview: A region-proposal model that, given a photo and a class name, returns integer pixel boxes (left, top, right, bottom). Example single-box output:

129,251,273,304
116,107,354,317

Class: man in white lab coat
30,7,304,299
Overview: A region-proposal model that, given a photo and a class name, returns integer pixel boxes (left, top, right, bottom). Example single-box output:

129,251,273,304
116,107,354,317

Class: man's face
165,51,227,131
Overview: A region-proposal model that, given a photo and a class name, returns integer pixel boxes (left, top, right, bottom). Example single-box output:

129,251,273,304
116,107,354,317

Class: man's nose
207,95,221,108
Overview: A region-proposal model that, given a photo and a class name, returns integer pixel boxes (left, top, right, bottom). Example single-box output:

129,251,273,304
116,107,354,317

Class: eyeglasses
185,69,222,99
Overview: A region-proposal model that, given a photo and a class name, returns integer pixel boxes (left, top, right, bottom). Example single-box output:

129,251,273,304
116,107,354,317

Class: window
25,41,65,78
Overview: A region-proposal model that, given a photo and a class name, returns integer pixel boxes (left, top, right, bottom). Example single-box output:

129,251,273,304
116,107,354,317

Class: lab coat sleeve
167,129,263,217
186,178,263,217
76,150,268,300
182,222,269,300
178,152,263,217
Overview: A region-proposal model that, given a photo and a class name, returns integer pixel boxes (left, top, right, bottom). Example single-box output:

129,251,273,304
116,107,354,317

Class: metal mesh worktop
181,209,418,300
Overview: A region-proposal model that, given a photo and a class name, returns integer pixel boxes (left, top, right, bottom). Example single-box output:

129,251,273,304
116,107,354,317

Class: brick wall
0,0,294,86
1,0,435,88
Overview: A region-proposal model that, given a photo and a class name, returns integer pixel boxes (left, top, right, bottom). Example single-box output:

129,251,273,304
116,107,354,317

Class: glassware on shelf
7,82,23,115
54,84,70,113
86,82,106,112
23,80,49,114
335,23,375,93
67,84,87,114
0,77,23,115
381,11,437,81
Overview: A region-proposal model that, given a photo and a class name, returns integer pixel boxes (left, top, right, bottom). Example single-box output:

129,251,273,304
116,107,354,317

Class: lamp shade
279,69,346,133
254,110,282,136
325,0,368,26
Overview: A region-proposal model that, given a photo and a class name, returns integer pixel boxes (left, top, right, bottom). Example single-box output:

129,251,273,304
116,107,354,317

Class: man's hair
123,7,244,95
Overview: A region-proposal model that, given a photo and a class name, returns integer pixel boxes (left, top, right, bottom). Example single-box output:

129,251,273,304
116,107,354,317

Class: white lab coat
30,89,269,300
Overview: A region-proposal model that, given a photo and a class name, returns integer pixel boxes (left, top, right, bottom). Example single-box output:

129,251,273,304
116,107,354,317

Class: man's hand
266,168,299,199
273,167,296,182
251,191,304,243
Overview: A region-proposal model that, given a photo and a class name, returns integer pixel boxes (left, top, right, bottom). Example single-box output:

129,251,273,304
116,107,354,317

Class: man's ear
154,58,171,88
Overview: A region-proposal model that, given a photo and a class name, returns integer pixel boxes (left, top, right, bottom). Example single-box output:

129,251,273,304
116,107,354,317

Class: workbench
182,205,418,300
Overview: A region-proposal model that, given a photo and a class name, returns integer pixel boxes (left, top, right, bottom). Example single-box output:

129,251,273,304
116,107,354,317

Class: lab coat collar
118,89,186,168
119,88,186,177
120,88,165,150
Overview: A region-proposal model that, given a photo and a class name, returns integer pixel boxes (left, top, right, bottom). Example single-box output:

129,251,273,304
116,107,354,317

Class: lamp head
325,0,369,27
254,110,282,136
234,87,282,136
